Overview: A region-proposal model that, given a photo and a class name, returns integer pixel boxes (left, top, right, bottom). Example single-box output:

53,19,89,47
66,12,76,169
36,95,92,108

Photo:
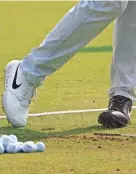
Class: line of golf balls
0,135,46,153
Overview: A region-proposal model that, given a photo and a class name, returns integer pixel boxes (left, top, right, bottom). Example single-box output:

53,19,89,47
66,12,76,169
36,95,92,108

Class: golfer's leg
21,1,128,86
109,1,136,101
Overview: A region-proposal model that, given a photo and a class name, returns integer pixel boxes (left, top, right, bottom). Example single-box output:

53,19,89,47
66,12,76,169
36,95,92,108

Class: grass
0,1,136,174
1,114,136,174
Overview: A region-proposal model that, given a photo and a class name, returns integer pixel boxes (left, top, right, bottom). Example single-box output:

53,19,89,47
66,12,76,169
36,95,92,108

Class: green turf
0,2,136,174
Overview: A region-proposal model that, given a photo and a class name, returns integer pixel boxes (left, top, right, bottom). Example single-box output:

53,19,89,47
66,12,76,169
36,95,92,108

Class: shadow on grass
0,125,111,141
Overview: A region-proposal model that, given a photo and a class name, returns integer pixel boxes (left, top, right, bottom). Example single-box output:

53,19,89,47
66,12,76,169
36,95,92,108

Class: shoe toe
98,110,129,128
7,107,28,127
3,92,28,127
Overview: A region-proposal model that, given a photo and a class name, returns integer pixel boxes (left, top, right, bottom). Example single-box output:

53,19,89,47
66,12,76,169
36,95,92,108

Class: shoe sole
98,111,129,128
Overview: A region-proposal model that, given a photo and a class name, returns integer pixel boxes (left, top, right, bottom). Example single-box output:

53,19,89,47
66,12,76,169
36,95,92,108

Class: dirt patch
51,135,127,142
97,145,102,148
41,128,55,131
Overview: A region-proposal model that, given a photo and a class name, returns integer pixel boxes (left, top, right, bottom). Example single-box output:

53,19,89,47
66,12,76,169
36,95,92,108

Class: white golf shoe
2,60,35,127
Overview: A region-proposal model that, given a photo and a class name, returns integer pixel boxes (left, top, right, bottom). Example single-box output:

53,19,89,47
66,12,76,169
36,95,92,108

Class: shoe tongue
21,84,35,100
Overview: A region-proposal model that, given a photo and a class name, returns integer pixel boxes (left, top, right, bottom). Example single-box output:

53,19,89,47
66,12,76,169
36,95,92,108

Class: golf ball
9,135,18,143
1,135,8,143
0,144,4,154
0,137,3,144
27,141,36,151
36,142,46,152
17,142,24,152
2,136,13,148
1,135,8,139
7,143,18,153
22,142,35,153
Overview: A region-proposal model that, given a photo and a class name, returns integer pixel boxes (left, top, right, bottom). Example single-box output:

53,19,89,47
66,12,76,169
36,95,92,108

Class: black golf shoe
98,95,132,128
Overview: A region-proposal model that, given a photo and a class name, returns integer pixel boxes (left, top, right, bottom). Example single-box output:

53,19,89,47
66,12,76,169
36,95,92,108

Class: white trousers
20,1,136,100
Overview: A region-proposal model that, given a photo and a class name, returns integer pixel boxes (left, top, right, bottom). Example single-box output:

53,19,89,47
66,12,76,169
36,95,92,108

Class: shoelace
21,80,36,102
109,96,131,113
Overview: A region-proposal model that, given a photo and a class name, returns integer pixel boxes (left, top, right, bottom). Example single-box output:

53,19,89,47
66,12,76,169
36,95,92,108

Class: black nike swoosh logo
12,64,22,89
